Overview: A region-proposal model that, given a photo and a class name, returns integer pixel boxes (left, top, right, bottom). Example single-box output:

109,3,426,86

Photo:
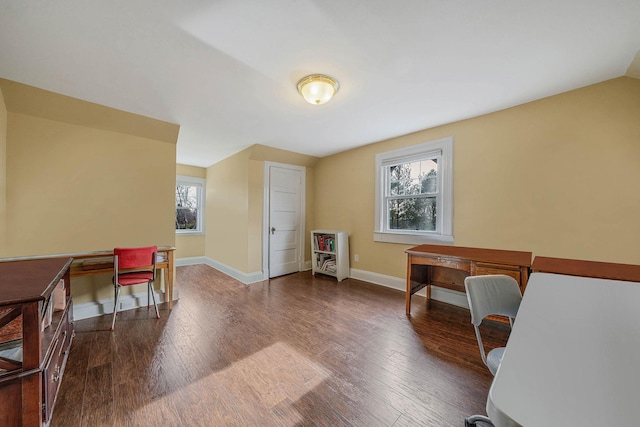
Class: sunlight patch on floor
154,341,331,425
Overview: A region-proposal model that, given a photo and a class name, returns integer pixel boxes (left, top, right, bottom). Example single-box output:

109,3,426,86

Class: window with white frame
176,175,205,234
374,137,453,245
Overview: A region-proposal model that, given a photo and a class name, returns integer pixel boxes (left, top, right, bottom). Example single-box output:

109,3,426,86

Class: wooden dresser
405,244,532,314
0,258,73,427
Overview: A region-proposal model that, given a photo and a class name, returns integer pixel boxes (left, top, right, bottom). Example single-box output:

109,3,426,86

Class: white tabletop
487,272,640,427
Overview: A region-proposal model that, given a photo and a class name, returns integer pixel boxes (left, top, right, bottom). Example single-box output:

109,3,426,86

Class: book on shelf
313,234,335,252
316,253,337,273
321,258,337,272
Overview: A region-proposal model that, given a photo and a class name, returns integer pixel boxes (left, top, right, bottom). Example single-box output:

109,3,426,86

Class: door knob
271,227,276,234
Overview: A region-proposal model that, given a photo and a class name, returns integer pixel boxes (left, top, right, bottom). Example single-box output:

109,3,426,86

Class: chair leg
149,281,160,319
111,286,121,331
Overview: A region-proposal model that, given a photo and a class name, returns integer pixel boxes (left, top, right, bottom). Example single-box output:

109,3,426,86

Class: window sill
176,231,205,236
373,231,454,246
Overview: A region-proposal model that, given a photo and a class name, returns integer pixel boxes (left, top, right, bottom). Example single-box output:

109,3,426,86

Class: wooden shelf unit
0,258,74,427
311,230,350,282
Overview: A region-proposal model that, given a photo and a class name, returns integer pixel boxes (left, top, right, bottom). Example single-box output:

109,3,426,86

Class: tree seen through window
176,184,199,230
387,159,437,231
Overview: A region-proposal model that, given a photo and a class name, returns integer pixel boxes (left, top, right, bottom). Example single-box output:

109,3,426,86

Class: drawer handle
52,365,60,383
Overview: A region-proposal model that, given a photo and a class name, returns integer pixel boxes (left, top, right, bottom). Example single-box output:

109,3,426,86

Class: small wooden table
0,247,176,309
405,244,532,314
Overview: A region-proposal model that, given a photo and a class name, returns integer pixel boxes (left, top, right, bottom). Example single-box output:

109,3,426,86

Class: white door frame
262,161,306,280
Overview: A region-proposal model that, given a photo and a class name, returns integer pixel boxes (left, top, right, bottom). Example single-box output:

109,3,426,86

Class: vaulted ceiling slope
1,0,638,167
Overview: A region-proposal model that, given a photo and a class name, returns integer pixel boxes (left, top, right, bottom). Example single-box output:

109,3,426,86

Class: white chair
464,274,522,427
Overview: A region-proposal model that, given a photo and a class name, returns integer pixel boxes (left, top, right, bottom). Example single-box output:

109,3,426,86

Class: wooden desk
487,257,640,426
532,255,640,282
405,244,532,314
0,247,176,309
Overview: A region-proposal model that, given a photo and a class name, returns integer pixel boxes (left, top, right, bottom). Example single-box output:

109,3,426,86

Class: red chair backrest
114,246,157,269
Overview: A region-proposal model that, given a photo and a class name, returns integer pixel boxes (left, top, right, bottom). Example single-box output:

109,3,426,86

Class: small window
176,176,205,234
374,137,453,245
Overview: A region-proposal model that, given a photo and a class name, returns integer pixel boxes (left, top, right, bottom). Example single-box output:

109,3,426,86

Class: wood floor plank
81,363,114,427
113,378,151,427
52,265,508,426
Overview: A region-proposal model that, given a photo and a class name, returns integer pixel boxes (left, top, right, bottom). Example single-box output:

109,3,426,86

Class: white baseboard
176,256,264,284
176,256,208,267
200,257,264,284
349,268,469,309
349,267,411,292
73,290,164,321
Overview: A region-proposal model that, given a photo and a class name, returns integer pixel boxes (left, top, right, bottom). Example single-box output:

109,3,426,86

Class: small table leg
167,250,175,309
406,257,413,314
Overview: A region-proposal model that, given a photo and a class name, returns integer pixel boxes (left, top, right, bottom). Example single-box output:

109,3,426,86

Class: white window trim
374,136,454,245
176,175,206,235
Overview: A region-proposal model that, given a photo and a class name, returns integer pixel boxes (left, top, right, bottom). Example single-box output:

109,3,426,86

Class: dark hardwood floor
51,265,509,427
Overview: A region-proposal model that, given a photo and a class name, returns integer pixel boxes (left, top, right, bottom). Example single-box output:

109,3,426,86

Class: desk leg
406,256,412,315
406,260,431,315
405,280,412,315
167,250,175,309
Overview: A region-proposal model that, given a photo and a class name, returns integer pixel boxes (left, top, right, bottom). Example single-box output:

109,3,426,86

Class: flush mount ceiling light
297,74,339,105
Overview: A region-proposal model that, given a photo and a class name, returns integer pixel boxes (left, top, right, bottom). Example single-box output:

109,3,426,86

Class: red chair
111,245,160,331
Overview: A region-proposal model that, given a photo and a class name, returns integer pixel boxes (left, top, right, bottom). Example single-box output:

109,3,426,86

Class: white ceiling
1,0,639,167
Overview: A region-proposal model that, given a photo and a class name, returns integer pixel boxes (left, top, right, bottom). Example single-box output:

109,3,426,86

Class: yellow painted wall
249,144,320,168
0,79,178,144
175,163,206,259
0,88,6,257
205,144,318,275
303,169,315,263
6,112,177,302
1,79,178,304
248,160,264,272
6,113,176,255
314,77,640,279
205,148,251,272
177,164,206,179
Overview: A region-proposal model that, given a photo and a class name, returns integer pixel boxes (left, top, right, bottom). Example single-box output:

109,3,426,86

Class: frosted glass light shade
297,74,339,105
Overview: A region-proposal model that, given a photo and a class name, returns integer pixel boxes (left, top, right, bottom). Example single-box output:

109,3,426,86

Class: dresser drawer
410,254,472,272
473,262,522,282
43,308,72,422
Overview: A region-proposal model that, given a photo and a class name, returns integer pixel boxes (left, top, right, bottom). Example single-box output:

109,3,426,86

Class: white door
268,165,303,278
